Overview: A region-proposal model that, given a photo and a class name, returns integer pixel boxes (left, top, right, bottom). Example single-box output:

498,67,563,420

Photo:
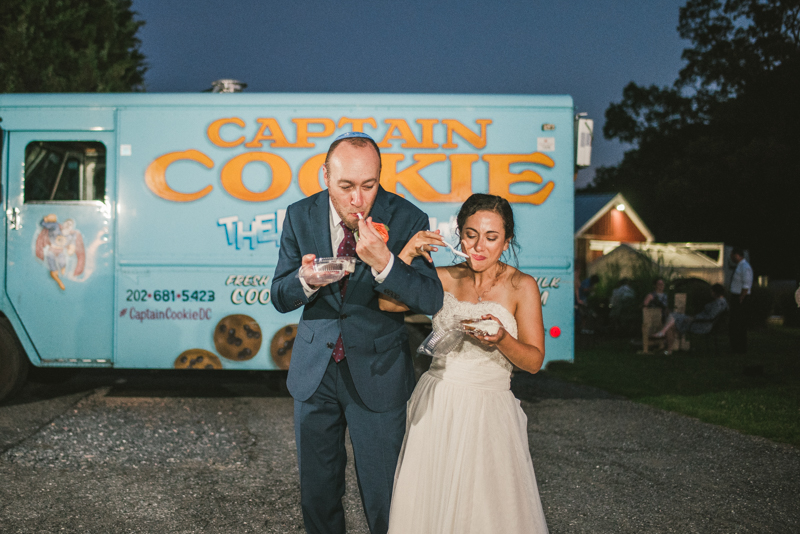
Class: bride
380,193,549,533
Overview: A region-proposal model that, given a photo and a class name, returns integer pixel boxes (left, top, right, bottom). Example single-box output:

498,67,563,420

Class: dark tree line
0,0,146,92
585,0,800,279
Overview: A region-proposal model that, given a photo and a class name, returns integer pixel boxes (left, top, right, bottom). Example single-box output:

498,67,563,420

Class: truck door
5,131,114,364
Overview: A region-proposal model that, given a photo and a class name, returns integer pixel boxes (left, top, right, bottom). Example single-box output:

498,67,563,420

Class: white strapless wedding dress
388,292,549,533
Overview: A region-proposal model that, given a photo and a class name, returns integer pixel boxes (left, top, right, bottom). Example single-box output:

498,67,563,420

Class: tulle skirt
388,357,548,533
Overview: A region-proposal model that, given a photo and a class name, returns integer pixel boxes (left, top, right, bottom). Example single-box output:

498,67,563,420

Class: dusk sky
131,0,689,188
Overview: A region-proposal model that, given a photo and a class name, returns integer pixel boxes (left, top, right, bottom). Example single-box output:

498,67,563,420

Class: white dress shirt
300,198,394,297
730,258,753,295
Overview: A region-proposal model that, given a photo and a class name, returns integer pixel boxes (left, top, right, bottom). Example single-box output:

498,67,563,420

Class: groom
271,132,444,534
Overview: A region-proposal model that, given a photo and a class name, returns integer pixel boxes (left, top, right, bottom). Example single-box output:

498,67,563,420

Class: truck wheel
0,318,29,404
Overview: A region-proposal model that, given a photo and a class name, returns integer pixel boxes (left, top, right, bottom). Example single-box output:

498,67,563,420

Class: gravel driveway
0,369,797,533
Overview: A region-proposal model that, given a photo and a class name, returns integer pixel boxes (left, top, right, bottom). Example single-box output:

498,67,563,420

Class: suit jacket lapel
311,191,333,258
310,191,342,307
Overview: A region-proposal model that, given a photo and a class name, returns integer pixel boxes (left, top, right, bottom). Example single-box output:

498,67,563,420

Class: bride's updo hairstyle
456,194,520,268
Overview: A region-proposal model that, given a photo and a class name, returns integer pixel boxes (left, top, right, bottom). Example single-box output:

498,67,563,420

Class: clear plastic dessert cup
298,256,356,286
417,328,463,357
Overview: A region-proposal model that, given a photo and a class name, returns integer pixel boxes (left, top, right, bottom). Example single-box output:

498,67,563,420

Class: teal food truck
0,93,589,402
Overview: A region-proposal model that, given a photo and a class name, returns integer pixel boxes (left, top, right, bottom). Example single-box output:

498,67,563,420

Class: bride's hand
398,230,446,264
468,314,508,346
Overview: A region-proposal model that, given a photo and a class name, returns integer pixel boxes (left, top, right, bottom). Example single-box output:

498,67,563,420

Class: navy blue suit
271,186,443,534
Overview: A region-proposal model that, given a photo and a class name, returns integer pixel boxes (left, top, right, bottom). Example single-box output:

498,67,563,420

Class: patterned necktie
331,221,356,362
337,221,356,296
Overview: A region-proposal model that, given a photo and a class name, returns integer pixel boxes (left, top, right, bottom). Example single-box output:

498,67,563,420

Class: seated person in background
609,278,636,326
610,278,635,310
643,277,668,321
653,283,728,352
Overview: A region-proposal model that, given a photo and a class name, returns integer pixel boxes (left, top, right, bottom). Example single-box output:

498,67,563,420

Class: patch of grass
546,326,800,446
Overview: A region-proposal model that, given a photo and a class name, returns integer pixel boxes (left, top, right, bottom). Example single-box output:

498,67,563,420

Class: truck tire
0,318,29,404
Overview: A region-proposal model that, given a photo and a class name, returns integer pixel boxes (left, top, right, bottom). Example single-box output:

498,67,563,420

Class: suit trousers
729,295,749,354
294,357,407,534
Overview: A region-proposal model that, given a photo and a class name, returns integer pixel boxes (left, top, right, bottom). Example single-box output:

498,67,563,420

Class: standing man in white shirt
729,247,753,354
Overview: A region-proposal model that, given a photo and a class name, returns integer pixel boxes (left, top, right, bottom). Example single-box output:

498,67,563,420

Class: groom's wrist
371,253,395,282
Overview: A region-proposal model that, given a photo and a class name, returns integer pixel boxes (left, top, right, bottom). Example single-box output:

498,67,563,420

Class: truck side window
24,141,106,202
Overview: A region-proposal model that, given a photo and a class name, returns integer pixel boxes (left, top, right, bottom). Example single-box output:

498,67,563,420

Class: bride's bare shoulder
437,263,470,281
506,267,539,296
499,268,539,317
437,263,470,293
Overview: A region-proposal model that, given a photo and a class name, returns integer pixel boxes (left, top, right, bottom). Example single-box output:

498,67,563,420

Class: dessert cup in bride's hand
453,314,502,337
298,256,356,286
468,314,508,346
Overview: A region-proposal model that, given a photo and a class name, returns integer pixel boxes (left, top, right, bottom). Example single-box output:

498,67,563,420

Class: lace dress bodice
431,292,518,373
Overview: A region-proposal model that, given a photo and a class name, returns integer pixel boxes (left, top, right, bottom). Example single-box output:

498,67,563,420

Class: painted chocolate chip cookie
269,324,297,370
214,314,262,361
174,349,223,370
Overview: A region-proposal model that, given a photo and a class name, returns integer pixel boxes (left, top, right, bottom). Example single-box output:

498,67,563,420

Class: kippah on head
325,131,382,171
333,131,375,142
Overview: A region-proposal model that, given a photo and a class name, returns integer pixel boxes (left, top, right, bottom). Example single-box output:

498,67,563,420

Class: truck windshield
24,141,106,202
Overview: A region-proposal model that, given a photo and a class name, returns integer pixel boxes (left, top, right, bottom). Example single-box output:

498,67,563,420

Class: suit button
326,342,334,349
340,314,348,320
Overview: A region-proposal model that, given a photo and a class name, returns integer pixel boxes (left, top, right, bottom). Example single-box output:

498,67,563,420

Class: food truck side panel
2,94,575,373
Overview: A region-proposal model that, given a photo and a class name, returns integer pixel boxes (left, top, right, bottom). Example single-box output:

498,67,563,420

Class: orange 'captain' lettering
291,118,336,148
378,119,440,149
150,116,559,206
245,118,293,148
442,119,492,149
207,117,246,148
